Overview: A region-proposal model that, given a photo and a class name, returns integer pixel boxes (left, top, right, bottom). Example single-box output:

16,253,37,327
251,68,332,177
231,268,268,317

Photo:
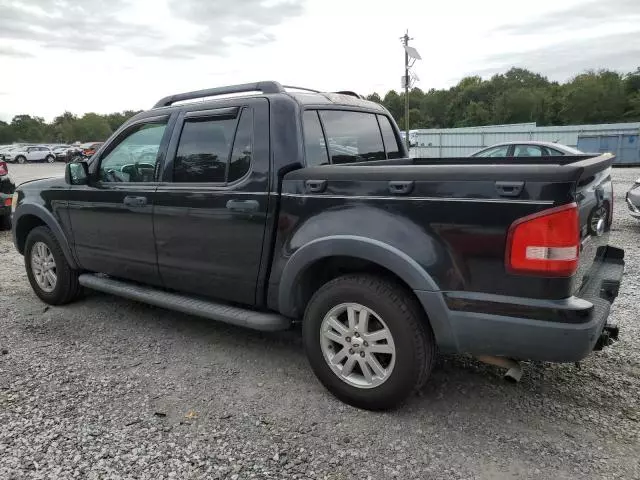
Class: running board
78,274,291,332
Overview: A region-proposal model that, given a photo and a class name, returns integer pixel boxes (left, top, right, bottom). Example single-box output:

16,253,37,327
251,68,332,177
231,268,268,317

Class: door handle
226,199,260,213
495,181,524,197
388,181,414,195
305,180,327,193
123,196,147,207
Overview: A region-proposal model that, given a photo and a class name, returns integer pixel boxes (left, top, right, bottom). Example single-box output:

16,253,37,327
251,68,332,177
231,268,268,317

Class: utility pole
401,31,421,151
402,30,411,150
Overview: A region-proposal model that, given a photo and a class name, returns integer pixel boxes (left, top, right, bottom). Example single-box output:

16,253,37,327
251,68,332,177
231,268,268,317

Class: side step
78,274,291,332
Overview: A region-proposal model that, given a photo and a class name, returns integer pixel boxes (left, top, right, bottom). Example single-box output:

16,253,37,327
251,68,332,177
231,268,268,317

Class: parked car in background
470,141,583,158
79,142,103,158
52,145,81,162
626,178,640,219
2,145,56,164
0,160,16,230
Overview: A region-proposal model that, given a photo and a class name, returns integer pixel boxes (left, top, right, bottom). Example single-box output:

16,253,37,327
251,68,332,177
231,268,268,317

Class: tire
46,155,55,163
302,274,436,410
24,226,81,305
16,156,26,164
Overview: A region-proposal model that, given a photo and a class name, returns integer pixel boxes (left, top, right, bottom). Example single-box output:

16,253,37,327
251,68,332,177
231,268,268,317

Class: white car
3,145,56,164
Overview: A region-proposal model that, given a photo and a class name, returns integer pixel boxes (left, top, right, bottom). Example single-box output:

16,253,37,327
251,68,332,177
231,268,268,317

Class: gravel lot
1,163,639,479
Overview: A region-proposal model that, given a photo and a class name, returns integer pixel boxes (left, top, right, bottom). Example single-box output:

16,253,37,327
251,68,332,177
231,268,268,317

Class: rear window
302,110,387,165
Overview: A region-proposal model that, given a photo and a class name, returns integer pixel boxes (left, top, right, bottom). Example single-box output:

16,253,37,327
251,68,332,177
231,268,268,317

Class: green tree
366,93,382,103
382,90,403,121
0,121,13,143
10,115,49,142
52,111,78,143
560,70,627,124
74,113,112,141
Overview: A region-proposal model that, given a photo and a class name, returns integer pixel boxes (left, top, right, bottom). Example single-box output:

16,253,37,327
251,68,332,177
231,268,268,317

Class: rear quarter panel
269,171,580,314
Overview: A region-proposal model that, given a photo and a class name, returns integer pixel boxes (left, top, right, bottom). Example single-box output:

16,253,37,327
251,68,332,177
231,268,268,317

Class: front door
153,99,270,305
66,116,173,285
26,147,42,161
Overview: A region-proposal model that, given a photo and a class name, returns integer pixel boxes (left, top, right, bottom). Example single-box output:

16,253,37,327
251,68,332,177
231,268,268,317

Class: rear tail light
3,197,11,207
506,203,580,277
0,161,7,176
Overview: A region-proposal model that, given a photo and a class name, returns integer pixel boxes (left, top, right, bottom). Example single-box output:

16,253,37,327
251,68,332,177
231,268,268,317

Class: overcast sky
0,0,639,121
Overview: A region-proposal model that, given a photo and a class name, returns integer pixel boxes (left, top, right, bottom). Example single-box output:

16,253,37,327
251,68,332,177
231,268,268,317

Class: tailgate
573,162,615,296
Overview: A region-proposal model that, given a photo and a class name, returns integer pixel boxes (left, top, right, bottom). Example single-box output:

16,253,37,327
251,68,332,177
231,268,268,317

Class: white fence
409,122,640,157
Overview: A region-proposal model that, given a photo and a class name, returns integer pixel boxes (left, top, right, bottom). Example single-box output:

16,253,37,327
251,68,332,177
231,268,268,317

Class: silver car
470,141,583,158
626,178,640,220
3,145,56,164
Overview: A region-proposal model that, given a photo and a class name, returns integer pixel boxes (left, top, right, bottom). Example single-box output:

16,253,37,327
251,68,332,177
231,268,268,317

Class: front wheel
45,155,55,163
303,274,435,410
24,226,81,305
16,156,26,164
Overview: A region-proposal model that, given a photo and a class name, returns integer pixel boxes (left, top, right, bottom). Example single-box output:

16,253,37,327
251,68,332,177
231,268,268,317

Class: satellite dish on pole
403,45,422,60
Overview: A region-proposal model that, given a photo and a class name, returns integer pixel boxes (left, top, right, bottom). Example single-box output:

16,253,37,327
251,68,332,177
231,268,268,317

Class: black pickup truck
11,81,624,409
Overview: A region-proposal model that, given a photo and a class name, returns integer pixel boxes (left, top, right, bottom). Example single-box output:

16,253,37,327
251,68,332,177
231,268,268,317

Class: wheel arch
278,236,438,317
13,205,78,269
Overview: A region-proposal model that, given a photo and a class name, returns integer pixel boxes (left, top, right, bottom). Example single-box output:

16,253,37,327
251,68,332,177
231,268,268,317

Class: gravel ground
1,163,639,480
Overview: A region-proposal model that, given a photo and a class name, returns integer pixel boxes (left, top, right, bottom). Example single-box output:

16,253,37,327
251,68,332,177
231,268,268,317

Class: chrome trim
279,193,554,205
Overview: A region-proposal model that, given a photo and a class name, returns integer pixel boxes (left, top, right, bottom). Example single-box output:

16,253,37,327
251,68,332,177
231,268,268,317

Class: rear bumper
415,246,625,363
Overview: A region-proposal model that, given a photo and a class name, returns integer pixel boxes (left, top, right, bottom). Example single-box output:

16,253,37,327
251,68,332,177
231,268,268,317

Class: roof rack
153,81,285,108
333,90,364,99
282,85,321,93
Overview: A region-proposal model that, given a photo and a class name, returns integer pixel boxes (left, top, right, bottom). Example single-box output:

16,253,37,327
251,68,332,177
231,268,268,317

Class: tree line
1,67,639,145
366,67,640,130
0,111,142,145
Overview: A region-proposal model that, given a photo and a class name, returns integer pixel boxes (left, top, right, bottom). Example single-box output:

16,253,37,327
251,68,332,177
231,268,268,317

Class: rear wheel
303,274,435,410
0,215,10,231
25,226,81,305
16,156,26,164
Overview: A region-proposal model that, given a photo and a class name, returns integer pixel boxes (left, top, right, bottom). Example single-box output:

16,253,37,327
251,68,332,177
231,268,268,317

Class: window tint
228,109,253,182
319,110,386,164
303,110,329,166
174,115,237,183
513,145,543,157
99,122,167,182
473,145,510,157
378,115,402,159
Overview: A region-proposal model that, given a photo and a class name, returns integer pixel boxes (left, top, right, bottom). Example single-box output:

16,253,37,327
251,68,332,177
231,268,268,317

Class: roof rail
333,90,365,99
282,85,320,93
153,81,285,108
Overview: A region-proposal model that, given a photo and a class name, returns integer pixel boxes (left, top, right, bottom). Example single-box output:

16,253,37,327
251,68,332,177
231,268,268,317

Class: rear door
66,115,173,285
153,98,270,305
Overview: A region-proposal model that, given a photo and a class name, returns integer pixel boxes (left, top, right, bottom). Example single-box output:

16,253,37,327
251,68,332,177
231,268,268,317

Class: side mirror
65,161,89,185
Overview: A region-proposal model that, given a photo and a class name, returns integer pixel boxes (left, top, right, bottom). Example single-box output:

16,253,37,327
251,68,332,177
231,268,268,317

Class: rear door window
513,145,544,157
318,110,386,164
173,108,254,183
